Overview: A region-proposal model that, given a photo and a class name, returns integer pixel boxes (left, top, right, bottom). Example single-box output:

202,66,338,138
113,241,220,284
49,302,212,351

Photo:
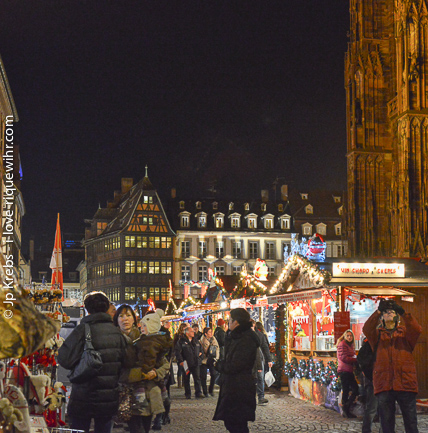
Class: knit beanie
217,318,225,327
141,309,164,334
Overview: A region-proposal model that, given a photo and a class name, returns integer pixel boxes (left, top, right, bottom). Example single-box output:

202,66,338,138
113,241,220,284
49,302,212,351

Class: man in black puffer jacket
213,308,260,433
175,326,203,399
58,292,131,433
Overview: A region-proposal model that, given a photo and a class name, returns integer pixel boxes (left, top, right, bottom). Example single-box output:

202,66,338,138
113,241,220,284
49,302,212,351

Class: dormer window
262,214,274,229
214,213,224,228
229,213,241,228
244,203,250,211
333,196,341,203
197,213,207,228
143,195,153,204
302,223,313,236
305,204,313,214
213,201,218,210
229,202,234,210
247,214,257,229
278,204,284,212
180,213,190,228
316,223,327,236
279,214,291,230
338,205,343,215
179,201,185,210
335,223,342,236
300,193,308,200
196,201,201,209
261,203,266,212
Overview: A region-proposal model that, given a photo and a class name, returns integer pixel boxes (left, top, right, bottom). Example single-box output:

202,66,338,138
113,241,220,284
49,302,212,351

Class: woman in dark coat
58,292,130,433
213,308,260,433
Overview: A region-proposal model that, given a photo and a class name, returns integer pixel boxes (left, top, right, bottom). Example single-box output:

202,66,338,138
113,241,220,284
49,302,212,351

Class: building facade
0,54,23,286
346,0,428,257
84,175,175,306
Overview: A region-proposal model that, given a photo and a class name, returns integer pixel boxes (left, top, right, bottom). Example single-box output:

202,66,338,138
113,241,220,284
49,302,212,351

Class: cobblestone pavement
128,384,428,433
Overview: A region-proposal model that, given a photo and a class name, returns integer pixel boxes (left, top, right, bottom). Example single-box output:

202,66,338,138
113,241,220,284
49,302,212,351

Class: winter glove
144,370,157,380
378,299,395,312
392,302,405,316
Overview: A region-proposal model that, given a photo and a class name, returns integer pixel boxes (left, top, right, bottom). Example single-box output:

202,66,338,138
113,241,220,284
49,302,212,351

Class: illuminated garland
284,357,341,391
177,296,201,310
271,254,331,294
231,268,267,299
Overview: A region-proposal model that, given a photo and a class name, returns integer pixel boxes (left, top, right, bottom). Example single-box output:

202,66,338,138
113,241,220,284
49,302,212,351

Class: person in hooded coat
213,308,259,433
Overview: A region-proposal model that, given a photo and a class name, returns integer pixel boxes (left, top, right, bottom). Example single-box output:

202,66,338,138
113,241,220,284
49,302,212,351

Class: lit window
143,196,153,204
248,217,257,229
305,204,313,214
161,262,172,274
136,261,147,273
136,236,147,248
333,196,341,203
231,216,240,228
214,214,224,228
125,236,135,248
149,261,160,274
264,218,274,229
125,261,135,273
161,237,171,249
280,217,290,230
198,215,207,228
97,222,107,235
229,202,234,210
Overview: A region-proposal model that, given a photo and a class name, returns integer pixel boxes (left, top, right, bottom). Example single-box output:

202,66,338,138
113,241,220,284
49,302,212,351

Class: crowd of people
58,292,422,433
58,293,271,433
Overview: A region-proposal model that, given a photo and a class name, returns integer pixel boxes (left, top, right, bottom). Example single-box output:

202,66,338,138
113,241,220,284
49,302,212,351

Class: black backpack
357,337,379,382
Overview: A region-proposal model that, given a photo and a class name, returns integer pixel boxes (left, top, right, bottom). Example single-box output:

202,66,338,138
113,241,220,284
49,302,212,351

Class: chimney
114,190,121,202
29,239,35,261
171,188,176,199
121,178,133,194
261,189,269,203
281,184,288,201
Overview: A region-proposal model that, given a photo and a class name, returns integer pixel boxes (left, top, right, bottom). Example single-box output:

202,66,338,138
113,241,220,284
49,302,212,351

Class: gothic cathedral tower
346,0,428,258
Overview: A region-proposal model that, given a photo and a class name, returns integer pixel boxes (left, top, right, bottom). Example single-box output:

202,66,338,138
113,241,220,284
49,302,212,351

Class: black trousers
339,371,359,406
183,365,202,397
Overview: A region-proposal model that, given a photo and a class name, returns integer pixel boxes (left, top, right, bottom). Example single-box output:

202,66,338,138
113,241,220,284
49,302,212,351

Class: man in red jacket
363,299,422,433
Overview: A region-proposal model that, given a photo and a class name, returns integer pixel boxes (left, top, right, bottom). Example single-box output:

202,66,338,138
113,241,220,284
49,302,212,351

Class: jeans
362,377,381,433
377,390,418,433
339,371,359,406
70,417,112,433
224,419,249,433
200,361,217,395
183,365,202,397
256,365,265,400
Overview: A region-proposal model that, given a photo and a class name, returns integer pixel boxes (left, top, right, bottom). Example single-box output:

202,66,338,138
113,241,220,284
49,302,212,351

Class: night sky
1,1,350,251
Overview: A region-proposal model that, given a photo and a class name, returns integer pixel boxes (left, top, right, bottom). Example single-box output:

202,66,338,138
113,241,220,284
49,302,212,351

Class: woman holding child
115,305,170,433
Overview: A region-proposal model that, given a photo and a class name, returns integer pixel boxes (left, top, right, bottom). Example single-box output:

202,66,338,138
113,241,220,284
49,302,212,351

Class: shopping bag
265,368,275,387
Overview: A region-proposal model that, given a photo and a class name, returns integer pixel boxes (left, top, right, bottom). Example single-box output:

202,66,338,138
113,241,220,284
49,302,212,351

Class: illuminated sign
332,263,405,278
268,289,322,305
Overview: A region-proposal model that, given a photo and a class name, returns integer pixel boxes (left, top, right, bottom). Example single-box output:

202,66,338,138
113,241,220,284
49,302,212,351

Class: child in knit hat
131,309,172,418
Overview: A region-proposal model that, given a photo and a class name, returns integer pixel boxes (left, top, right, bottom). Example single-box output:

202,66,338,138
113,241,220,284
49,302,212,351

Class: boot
152,414,163,431
162,399,171,425
177,375,182,388
343,401,357,419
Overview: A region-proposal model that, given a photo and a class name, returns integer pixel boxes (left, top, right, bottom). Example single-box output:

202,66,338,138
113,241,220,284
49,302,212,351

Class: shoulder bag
67,323,103,384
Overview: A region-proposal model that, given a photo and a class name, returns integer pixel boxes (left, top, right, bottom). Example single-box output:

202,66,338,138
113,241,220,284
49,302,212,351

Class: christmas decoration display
306,233,327,262
231,265,267,299
272,305,287,386
253,259,268,281
271,254,331,294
